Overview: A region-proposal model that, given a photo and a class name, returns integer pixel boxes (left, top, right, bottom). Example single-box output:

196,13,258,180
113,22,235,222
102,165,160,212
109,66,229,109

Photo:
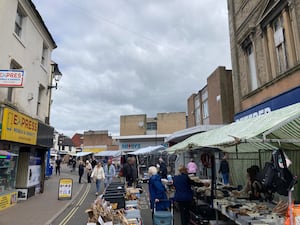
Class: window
260,1,296,76
147,122,157,130
246,43,258,90
273,15,288,73
202,100,209,119
8,60,22,102
41,44,48,66
15,6,24,37
201,89,209,119
194,95,200,125
36,85,45,115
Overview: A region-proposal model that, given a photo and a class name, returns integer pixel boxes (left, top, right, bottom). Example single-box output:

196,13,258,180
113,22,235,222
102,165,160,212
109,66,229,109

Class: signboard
1,108,38,145
27,165,41,187
58,178,73,200
0,70,24,87
17,189,28,200
0,192,17,211
235,86,300,121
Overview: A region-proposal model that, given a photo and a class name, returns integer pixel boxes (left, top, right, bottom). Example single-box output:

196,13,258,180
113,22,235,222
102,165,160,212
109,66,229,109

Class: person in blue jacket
173,165,207,225
148,166,170,216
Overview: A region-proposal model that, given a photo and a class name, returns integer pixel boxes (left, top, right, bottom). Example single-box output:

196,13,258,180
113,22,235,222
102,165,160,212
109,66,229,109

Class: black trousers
177,201,192,225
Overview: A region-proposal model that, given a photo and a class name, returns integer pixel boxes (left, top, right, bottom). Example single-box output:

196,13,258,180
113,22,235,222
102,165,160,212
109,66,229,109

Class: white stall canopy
131,145,166,155
167,102,300,154
94,150,122,157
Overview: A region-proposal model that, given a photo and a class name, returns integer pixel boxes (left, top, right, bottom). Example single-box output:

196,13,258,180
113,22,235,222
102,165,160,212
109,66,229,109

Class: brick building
83,130,118,153
118,112,186,151
227,0,300,118
187,66,234,127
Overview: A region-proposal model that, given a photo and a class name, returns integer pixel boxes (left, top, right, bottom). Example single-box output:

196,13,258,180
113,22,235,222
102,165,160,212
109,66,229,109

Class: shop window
0,151,18,194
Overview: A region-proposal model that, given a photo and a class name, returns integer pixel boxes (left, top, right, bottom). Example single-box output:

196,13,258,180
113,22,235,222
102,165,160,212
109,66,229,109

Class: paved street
0,164,181,225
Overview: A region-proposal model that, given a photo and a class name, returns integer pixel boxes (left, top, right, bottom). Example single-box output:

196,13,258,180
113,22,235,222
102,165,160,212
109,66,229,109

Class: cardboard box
98,216,113,225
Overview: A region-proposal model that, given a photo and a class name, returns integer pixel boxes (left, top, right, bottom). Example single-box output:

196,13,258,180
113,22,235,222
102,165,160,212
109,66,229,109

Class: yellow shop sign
1,108,37,145
0,192,17,211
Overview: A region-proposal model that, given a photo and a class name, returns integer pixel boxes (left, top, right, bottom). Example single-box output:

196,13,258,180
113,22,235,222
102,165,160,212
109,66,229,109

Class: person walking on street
86,160,92,183
158,157,167,179
78,160,84,183
55,157,62,175
129,157,138,187
72,159,76,172
104,158,116,188
91,162,105,196
148,166,170,217
91,157,97,169
219,154,230,185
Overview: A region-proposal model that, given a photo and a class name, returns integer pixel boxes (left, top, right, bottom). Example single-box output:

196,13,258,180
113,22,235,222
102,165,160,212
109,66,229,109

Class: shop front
0,107,54,210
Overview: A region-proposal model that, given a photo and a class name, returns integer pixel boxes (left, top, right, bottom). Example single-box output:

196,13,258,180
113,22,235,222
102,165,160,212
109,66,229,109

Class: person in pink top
187,158,198,176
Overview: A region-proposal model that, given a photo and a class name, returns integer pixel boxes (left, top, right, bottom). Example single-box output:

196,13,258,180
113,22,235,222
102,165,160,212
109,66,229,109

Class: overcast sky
32,0,231,137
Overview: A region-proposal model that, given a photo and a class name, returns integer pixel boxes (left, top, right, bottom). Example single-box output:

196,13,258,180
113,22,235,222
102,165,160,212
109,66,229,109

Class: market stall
166,103,300,224
131,145,166,182
85,181,143,225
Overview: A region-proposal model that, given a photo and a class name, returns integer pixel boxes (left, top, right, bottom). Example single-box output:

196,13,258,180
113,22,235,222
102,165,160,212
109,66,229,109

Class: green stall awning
167,103,300,154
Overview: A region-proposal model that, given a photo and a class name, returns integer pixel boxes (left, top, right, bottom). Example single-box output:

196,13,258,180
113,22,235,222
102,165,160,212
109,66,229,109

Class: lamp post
154,117,157,146
48,63,62,89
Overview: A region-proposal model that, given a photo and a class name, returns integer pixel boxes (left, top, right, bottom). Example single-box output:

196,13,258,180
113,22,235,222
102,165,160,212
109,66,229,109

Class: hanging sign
58,178,73,200
0,70,24,87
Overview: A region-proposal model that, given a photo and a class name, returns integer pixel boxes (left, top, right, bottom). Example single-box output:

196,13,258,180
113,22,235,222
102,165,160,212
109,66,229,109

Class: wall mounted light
48,63,62,89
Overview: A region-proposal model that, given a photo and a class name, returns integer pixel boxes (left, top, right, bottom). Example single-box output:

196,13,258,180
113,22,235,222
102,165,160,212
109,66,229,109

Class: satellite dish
138,121,144,127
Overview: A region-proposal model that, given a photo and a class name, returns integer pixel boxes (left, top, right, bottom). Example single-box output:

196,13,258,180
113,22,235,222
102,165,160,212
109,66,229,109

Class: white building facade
0,0,58,209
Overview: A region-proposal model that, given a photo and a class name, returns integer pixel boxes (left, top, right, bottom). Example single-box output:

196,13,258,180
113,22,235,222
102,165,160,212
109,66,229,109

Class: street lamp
48,63,62,89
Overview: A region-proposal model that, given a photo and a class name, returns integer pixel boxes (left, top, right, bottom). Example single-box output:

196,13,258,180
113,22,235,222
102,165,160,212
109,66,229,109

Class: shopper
91,157,97,169
148,166,170,216
158,157,167,179
91,162,105,196
173,165,208,225
187,158,198,176
55,157,62,175
78,160,84,184
219,154,230,185
104,158,116,188
86,160,92,183
123,157,138,187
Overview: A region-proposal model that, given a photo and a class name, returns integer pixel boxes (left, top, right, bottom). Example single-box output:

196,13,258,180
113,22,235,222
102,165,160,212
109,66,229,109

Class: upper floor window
260,1,296,77
147,122,157,130
8,60,22,102
201,88,209,119
246,43,258,90
41,44,48,66
15,6,24,37
273,15,288,73
194,94,200,125
202,100,209,119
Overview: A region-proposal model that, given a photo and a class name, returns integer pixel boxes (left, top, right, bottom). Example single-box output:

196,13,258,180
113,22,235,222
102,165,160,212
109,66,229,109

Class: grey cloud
33,0,231,137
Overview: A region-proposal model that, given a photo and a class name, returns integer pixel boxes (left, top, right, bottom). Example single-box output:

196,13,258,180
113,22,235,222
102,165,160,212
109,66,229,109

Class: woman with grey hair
148,166,169,215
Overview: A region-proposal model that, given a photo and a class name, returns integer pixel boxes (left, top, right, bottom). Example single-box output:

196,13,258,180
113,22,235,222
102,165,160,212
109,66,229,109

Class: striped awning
167,103,300,154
